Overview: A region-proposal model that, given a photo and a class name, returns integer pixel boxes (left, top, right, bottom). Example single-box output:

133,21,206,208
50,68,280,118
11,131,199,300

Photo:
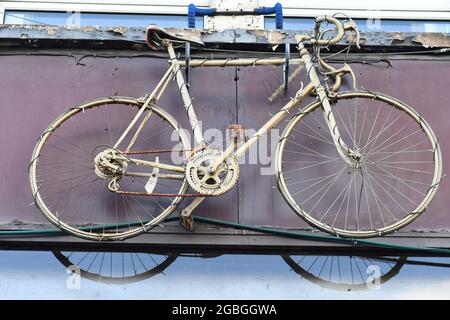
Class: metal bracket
185,41,191,89
144,156,159,193
283,42,290,93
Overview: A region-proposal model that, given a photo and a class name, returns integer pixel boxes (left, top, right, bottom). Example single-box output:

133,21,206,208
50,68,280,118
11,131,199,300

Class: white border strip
0,0,449,23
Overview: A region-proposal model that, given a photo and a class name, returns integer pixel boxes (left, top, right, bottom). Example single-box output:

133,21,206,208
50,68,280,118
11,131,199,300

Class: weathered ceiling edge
1,25,450,52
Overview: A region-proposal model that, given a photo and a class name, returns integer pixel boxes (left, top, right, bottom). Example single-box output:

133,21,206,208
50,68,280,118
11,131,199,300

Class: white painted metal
204,15,264,30
204,0,264,30
211,0,258,11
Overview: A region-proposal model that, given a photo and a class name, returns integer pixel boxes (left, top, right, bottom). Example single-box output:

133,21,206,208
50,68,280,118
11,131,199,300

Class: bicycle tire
276,91,442,238
29,96,190,241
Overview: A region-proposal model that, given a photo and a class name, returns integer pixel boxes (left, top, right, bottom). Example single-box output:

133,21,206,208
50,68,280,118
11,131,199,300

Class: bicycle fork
298,43,357,167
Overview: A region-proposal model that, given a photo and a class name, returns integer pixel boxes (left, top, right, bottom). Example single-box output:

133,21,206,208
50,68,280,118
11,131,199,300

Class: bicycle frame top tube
169,40,353,169
163,41,318,158
112,14,358,160
113,38,354,170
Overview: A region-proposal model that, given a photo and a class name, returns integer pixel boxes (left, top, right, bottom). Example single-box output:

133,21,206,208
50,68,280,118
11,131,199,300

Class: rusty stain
79,26,97,32
105,27,131,37
252,29,286,44
131,43,145,50
346,33,365,45
164,28,204,39
267,31,286,44
106,29,124,37
413,33,450,48
45,27,58,36
17,25,59,36
390,32,405,44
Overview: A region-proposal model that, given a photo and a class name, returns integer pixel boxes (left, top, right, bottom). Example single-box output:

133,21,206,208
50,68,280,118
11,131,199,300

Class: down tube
166,44,205,147
234,82,315,159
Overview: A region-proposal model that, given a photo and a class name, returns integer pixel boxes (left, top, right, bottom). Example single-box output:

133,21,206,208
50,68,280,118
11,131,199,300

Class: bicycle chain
114,190,211,197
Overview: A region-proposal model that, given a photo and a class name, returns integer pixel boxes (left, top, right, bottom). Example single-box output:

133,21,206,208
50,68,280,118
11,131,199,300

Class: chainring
185,149,239,196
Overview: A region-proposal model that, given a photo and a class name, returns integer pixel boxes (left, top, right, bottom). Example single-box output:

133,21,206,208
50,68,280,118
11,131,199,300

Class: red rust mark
390,32,405,44
253,29,286,44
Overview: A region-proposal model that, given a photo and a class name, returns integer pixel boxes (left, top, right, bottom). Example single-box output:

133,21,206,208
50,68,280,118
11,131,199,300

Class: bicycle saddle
146,25,205,50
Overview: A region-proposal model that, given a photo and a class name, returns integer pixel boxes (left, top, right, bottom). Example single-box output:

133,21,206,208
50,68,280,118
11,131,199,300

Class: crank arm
180,196,205,231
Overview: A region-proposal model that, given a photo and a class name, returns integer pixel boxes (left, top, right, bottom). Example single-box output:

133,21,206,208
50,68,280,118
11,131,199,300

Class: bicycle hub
94,148,128,179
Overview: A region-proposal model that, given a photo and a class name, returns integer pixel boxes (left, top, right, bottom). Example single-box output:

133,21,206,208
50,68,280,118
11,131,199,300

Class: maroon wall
0,53,449,231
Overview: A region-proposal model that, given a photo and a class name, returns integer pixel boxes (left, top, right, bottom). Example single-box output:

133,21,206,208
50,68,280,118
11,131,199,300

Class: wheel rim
276,91,442,238
29,97,189,241
282,255,406,291
53,250,177,284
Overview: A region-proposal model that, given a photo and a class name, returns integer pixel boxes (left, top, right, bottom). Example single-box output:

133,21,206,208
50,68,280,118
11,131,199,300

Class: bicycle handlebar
311,16,345,46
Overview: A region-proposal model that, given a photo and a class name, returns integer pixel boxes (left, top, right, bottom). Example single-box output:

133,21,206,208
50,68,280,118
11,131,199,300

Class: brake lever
343,21,361,49
324,64,358,91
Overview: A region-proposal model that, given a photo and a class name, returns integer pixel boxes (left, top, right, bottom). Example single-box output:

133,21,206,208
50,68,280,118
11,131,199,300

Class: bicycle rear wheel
29,97,190,241
276,91,442,238
53,251,177,283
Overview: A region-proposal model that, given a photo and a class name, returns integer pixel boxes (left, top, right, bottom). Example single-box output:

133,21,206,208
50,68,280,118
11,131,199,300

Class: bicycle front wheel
282,255,406,291
276,91,442,238
29,97,190,241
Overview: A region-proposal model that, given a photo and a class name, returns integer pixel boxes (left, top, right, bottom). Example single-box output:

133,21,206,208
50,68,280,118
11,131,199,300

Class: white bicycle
29,17,442,241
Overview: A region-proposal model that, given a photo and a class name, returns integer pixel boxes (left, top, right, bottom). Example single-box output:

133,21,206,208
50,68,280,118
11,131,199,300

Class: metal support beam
1,25,449,52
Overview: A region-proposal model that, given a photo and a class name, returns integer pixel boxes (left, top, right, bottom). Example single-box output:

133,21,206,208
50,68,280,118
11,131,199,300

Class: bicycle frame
29,16,443,240
115,41,355,179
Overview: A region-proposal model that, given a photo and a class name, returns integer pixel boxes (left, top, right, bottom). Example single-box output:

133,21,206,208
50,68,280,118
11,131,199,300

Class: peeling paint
0,25,449,52
108,27,129,37
345,33,365,45
131,43,145,50
106,29,124,37
252,29,286,44
413,33,450,48
390,32,405,44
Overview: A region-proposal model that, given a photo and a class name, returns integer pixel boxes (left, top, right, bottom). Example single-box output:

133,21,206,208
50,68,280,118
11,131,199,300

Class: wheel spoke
31,98,188,241
278,92,440,237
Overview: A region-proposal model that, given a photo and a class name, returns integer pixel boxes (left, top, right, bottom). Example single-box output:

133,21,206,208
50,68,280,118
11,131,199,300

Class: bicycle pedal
179,212,194,231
